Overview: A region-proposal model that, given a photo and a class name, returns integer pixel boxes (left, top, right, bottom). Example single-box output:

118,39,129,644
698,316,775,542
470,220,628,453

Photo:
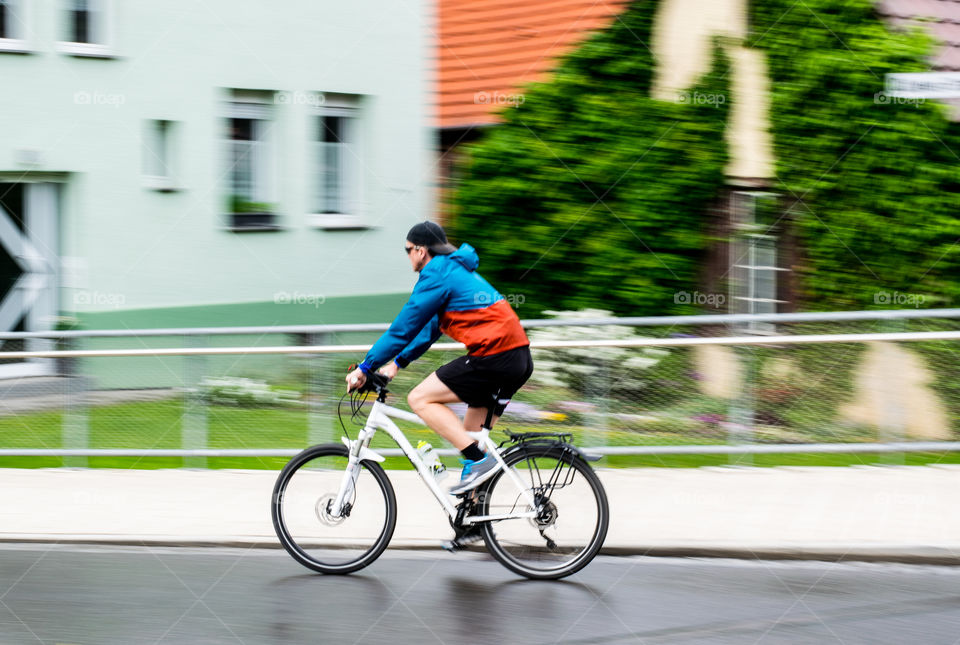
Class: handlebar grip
359,372,390,393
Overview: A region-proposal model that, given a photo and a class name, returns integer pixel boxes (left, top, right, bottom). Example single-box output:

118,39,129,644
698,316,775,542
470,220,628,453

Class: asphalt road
0,545,958,644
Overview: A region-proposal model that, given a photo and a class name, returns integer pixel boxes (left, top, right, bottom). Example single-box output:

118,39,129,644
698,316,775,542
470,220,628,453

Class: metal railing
0,307,958,464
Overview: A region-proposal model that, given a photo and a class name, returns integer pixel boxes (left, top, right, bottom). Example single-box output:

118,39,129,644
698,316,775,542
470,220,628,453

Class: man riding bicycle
346,221,533,495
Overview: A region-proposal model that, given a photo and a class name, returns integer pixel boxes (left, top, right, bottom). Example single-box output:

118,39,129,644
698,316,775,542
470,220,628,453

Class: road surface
0,545,958,644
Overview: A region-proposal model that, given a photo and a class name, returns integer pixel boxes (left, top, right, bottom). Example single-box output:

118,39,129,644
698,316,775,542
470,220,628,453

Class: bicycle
271,372,609,580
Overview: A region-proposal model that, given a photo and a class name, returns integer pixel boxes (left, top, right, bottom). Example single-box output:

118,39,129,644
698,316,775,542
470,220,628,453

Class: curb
2,536,959,566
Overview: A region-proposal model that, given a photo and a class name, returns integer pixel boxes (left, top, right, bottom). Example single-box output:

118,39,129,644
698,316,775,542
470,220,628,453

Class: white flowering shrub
199,377,302,407
528,309,671,401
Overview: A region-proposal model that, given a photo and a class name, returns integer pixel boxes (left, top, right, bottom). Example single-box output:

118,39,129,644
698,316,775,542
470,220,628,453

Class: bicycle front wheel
271,443,397,574
479,444,609,580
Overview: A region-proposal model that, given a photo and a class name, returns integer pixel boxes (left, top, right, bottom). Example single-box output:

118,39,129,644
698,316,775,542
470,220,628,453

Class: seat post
482,389,500,430
482,407,495,431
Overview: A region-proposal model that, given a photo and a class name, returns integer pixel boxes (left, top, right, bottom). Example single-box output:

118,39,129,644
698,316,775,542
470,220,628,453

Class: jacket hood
447,243,479,272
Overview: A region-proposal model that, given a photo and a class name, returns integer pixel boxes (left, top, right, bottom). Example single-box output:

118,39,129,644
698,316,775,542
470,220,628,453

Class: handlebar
350,370,391,395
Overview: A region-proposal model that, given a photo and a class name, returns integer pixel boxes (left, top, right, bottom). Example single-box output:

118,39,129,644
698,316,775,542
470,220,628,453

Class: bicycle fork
330,426,381,518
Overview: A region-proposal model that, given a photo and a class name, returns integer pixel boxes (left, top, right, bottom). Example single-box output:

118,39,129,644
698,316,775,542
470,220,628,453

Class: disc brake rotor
315,494,346,527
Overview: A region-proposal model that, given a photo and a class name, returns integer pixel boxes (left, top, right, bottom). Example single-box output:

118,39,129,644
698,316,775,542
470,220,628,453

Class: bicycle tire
479,443,609,580
272,443,397,574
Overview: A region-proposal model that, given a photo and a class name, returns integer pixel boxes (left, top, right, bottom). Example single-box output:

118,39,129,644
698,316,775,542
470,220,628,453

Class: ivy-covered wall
449,0,731,316
452,0,960,315
749,0,960,311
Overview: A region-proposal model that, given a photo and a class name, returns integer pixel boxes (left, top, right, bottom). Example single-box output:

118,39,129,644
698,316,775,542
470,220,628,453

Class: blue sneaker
448,455,500,494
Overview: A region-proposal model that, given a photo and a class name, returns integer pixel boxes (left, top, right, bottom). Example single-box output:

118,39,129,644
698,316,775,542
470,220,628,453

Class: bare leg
463,407,500,432
408,372,475,450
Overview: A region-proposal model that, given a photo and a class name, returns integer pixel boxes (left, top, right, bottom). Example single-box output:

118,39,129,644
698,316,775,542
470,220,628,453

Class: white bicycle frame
330,398,540,524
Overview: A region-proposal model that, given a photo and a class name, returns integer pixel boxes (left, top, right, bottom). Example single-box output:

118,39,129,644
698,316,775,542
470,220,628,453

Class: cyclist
346,221,533,495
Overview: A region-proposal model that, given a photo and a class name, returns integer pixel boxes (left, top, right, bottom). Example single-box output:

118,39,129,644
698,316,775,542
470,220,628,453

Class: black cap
406,221,457,255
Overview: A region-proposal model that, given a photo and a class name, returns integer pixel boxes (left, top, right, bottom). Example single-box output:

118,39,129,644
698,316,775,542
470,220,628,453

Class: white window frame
56,0,116,58
223,98,278,231
729,191,788,334
307,96,365,229
0,0,33,53
142,119,179,191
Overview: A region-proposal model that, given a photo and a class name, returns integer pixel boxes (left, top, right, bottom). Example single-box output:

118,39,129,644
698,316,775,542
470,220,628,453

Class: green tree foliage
750,0,960,310
450,0,730,316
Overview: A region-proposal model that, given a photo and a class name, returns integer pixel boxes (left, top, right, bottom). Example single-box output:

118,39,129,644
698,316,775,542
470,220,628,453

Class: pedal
442,526,483,551
441,539,462,552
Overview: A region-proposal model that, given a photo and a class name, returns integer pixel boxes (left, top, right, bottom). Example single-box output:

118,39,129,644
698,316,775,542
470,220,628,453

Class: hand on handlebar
346,367,367,392
377,362,399,382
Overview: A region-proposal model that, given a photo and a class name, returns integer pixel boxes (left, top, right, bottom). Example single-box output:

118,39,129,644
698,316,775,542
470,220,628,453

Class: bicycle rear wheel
479,443,608,579
272,443,396,574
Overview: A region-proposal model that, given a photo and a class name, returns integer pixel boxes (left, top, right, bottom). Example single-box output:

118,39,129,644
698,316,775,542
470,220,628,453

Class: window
729,191,787,333
58,0,114,57
142,120,177,191
68,0,101,43
310,97,363,227
224,99,277,231
317,115,346,214
0,0,21,39
0,0,30,52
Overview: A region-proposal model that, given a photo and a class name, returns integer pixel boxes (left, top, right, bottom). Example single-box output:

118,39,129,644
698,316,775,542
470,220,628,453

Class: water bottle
416,441,447,482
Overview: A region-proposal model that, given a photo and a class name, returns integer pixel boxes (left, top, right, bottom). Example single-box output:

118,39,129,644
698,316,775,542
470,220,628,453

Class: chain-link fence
1,308,959,469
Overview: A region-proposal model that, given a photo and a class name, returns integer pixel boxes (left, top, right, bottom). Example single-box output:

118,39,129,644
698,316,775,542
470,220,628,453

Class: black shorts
436,345,533,416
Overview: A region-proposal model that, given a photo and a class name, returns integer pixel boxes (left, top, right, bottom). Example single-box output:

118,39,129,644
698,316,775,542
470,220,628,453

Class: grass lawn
0,399,957,470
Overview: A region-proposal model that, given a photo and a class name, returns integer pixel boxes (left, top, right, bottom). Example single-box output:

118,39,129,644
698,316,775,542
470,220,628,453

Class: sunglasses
404,244,421,255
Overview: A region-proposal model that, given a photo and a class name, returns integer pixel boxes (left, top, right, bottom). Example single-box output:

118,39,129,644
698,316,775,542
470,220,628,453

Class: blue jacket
358,243,528,373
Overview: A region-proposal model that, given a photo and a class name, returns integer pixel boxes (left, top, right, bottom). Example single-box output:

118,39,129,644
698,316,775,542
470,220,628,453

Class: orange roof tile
436,0,632,128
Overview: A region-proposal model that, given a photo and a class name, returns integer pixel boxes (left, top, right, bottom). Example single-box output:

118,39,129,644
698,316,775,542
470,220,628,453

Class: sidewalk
2,465,959,563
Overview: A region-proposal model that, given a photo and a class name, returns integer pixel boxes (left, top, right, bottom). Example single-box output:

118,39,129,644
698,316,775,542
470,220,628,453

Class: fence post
182,334,208,468
581,353,610,449
728,346,757,466
305,332,334,445
60,336,89,468
879,319,907,465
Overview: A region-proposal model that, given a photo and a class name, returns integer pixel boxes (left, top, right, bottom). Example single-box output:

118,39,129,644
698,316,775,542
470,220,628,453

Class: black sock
461,442,485,462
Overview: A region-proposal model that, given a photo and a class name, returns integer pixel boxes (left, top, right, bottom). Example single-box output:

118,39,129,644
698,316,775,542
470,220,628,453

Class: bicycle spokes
272,445,397,574
478,443,609,579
